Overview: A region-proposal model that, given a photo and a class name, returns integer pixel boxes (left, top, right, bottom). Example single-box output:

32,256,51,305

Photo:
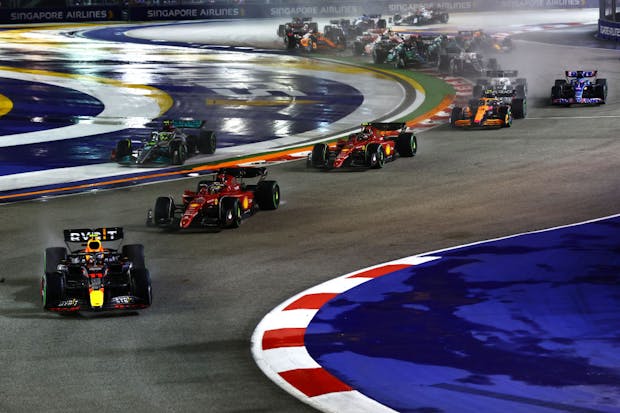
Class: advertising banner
598,18,620,40
0,7,123,24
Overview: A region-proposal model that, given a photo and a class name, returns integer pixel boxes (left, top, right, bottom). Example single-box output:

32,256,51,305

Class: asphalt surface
1,19,620,413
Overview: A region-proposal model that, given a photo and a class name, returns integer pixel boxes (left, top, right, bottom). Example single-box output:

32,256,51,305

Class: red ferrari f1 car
147,167,280,230
308,122,417,169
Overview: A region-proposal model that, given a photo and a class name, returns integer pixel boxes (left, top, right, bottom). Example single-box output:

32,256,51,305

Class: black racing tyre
186,135,198,154
551,85,561,100
515,84,526,99
395,133,417,157
221,198,242,228
438,54,450,73
353,41,364,55
311,143,329,168
472,85,483,98
440,13,449,23
487,58,498,71
130,268,152,306
45,247,67,274
42,272,65,310
516,78,527,92
511,98,526,119
372,48,387,64
256,180,280,210
366,143,385,169
123,244,145,269
170,142,185,165
115,139,132,161
309,22,318,32
450,106,463,128
595,78,608,101
153,196,175,227
277,24,285,37
197,130,216,154
499,106,512,127
554,79,566,87
377,19,387,29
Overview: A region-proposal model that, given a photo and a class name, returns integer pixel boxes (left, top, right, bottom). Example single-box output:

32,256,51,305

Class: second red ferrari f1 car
308,122,417,170
147,167,280,230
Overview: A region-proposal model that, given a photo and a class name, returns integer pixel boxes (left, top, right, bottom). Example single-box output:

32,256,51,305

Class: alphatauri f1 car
308,122,417,169
147,167,280,230
42,227,152,313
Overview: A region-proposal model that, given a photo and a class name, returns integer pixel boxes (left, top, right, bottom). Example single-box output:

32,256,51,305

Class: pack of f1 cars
111,119,216,166
438,48,498,76
473,70,527,118
450,94,513,129
393,7,449,25
551,70,607,105
308,122,417,170
278,17,318,49
147,167,280,230
42,227,152,313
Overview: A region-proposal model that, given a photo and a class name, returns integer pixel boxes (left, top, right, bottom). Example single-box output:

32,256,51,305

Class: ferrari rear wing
566,70,597,78
485,70,518,78
217,167,266,179
363,122,407,132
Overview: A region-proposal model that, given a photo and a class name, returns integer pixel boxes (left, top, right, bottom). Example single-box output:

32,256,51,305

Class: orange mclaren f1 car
450,95,512,129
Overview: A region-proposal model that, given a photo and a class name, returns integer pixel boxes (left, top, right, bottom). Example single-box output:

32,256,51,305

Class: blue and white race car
551,71,607,105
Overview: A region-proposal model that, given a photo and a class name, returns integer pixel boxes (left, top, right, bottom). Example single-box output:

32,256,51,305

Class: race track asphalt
0,20,619,413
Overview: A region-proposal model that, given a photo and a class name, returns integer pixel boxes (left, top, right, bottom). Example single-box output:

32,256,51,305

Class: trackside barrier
0,0,601,24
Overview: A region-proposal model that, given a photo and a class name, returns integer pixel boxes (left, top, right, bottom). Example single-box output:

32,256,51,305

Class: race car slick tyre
499,107,512,128
130,268,152,306
256,180,280,210
153,196,175,227
114,139,132,161
472,85,483,98
512,98,526,119
198,130,216,154
595,79,607,102
186,135,198,154
42,272,65,310
311,143,329,168
45,247,67,274
395,133,417,157
123,244,146,269
367,144,385,169
221,198,242,228
450,107,463,128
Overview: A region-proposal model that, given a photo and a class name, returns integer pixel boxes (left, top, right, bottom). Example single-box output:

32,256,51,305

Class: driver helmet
162,120,175,132
84,234,104,261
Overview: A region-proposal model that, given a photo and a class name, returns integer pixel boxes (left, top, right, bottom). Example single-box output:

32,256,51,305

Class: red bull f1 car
450,95,512,129
308,122,417,170
111,119,216,166
42,227,152,313
551,71,607,105
147,167,280,230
